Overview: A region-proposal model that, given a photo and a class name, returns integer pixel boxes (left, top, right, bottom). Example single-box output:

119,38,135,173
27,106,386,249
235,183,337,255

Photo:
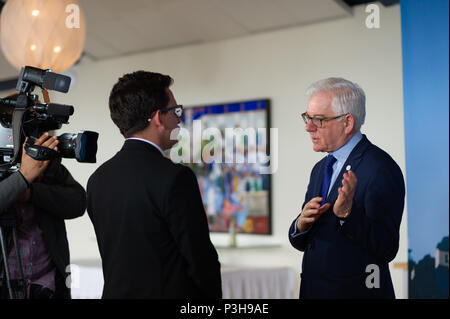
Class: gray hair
306,77,366,130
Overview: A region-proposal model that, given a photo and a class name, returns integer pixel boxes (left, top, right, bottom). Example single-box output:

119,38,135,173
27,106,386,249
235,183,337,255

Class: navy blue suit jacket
289,135,405,299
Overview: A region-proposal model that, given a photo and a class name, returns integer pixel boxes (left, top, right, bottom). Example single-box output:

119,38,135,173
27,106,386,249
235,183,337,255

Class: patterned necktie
320,154,337,206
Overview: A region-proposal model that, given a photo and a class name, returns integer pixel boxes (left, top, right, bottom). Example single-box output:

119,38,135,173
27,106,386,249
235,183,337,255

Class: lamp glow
0,0,86,72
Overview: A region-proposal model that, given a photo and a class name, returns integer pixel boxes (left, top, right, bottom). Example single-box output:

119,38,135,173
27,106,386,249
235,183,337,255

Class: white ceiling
0,0,352,81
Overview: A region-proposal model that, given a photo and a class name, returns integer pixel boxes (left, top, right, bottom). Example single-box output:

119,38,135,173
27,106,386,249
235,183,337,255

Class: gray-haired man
289,77,405,299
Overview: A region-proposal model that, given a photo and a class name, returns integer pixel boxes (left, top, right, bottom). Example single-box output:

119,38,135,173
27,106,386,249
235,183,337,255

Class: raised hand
19,133,59,184
333,170,357,219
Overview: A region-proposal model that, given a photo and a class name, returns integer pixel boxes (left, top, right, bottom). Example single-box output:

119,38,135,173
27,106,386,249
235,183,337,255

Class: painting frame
177,98,272,235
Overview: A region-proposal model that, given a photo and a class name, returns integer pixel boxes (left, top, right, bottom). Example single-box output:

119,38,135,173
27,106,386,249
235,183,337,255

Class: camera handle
24,143,59,161
41,88,50,104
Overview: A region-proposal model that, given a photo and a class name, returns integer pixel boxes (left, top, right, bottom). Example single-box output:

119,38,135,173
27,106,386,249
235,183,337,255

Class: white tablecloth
221,266,296,299
70,265,296,299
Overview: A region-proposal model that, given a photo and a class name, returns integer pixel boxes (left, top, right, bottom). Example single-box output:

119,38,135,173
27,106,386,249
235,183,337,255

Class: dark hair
109,71,173,137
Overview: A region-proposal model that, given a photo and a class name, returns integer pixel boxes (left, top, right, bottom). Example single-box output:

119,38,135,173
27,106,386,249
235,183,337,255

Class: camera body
0,66,98,179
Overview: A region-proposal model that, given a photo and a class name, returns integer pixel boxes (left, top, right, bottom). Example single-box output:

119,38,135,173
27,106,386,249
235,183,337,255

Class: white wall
2,4,408,298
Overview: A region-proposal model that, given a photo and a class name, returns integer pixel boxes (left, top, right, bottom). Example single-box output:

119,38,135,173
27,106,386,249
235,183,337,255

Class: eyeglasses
301,112,348,128
161,105,183,118
148,105,184,122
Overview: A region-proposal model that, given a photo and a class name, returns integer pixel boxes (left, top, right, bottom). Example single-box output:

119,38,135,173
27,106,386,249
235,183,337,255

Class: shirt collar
331,130,363,164
125,137,165,157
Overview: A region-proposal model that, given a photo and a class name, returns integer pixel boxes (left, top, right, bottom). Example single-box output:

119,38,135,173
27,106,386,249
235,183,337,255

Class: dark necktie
320,154,337,206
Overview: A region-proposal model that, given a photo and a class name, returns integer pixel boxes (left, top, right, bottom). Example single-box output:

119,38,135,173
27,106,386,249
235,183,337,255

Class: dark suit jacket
87,140,222,299
0,160,87,298
289,135,405,299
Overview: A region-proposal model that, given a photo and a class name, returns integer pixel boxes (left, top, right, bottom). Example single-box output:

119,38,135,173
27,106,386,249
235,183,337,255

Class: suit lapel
326,135,371,204
313,158,327,199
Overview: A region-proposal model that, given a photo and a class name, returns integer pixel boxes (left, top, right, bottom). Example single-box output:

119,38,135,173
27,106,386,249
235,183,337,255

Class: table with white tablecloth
70,264,296,299
221,266,296,299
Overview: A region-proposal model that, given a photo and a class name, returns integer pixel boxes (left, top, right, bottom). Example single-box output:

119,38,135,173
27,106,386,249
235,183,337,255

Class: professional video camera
0,66,98,180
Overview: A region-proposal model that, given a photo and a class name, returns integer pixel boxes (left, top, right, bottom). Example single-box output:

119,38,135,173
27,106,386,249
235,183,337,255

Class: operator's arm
31,160,86,220
1,133,57,214
0,171,28,214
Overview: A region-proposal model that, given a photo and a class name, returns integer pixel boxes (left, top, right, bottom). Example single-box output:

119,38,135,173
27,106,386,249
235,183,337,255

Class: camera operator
0,132,86,299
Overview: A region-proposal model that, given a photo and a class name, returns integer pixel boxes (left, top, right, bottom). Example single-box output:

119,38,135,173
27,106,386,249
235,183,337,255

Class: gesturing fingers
335,170,358,213
302,199,330,219
298,197,331,232
341,171,357,193
305,197,321,211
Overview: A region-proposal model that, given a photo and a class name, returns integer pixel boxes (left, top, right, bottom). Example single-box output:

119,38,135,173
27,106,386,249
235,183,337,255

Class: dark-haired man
87,71,222,299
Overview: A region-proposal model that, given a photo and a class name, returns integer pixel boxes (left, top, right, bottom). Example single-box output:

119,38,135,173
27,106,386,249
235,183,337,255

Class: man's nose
305,119,316,132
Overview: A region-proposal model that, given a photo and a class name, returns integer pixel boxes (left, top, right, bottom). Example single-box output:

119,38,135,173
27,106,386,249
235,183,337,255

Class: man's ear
152,110,164,127
344,114,355,134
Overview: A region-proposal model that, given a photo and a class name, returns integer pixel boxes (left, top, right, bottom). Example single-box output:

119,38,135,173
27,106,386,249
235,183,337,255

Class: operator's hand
296,197,330,233
19,132,59,184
